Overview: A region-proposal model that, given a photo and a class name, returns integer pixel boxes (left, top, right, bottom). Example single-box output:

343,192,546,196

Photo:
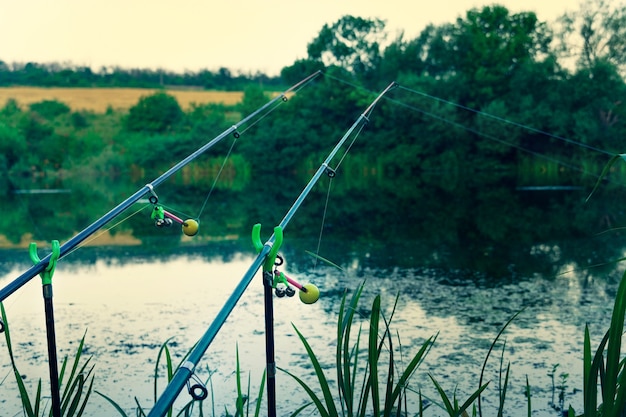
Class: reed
582,267,626,417
281,281,435,416
96,339,266,417
0,302,95,417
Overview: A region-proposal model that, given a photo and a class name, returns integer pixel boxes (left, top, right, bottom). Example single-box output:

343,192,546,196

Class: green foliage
96,337,205,417
307,15,385,77
124,92,184,134
29,99,71,119
1,303,95,417
237,84,270,115
0,121,26,167
0,62,286,90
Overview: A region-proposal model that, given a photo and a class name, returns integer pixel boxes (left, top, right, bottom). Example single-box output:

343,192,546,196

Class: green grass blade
389,335,436,410
287,401,313,416
153,338,175,404
338,283,364,416
351,325,363,416
336,289,350,415
66,374,85,416
457,383,490,417
33,379,41,417
583,325,598,415
75,375,95,417
478,309,524,417
497,363,511,417
602,270,626,417
235,345,244,416
369,295,381,417
292,323,339,416
1,303,37,417
305,250,344,271
279,367,331,417
383,329,395,417
95,390,131,416
254,369,266,417
428,374,455,416
61,355,94,416
585,154,623,202
60,330,87,400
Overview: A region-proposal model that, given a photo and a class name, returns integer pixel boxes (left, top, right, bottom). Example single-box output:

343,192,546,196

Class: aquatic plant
96,339,266,417
281,281,436,416
0,302,95,417
581,267,626,417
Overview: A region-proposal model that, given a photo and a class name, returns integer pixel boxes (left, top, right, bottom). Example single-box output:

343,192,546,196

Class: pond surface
2,167,626,416
0,237,621,417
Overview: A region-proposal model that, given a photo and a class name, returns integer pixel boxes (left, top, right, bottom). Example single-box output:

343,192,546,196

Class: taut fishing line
311,118,369,269
385,94,595,177
195,135,238,221
397,85,615,157
325,73,616,182
313,177,333,271
63,204,151,258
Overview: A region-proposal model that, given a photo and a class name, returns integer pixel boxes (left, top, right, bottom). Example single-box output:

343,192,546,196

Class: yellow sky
0,0,584,76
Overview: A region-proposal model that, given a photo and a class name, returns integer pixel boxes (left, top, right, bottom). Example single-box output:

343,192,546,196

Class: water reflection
0,241,620,417
1,169,626,415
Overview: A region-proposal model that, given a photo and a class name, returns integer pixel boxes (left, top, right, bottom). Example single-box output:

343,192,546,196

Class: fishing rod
0,71,321,304
147,80,398,417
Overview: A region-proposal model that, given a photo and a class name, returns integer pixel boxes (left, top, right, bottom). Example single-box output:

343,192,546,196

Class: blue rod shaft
147,81,397,417
0,71,322,303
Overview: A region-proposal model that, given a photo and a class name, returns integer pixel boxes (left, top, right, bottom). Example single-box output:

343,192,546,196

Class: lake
0,169,625,416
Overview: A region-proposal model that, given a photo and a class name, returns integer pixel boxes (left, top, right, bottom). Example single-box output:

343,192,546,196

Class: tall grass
281,282,436,416
96,340,266,417
582,267,626,417
0,302,95,417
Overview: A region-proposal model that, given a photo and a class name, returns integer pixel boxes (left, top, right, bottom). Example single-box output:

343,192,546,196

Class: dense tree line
1,1,626,194
0,61,285,90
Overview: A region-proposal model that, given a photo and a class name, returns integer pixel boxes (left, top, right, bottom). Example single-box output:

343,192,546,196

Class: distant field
0,87,245,113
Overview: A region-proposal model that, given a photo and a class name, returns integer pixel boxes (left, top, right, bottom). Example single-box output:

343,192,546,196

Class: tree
307,15,386,78
124,92,183,134
554,0,626,77
237,84,270,116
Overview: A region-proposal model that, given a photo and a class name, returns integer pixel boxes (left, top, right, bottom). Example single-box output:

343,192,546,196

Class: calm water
1,169,626,416
0,238,621,417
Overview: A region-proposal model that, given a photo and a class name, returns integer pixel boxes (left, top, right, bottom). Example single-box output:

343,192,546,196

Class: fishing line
186,77,321,225
195,135,238,221
386,95,599,178
332,118,369,171
63,204,151,259
313,177,333,271
397,85,615,156
323,73,617,180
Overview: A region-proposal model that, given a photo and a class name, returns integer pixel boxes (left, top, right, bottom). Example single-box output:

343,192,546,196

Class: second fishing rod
147,80,398,417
